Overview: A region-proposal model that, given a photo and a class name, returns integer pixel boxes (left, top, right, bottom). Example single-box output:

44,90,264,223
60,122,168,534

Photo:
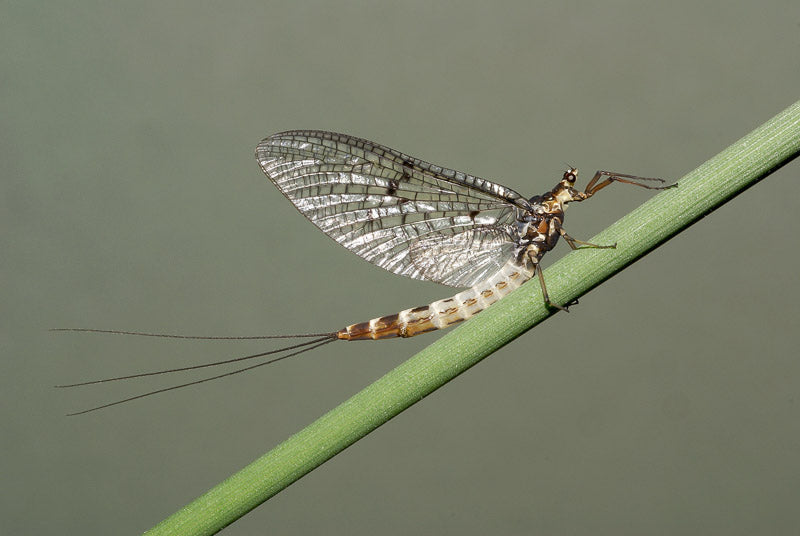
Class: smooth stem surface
146,100,800,535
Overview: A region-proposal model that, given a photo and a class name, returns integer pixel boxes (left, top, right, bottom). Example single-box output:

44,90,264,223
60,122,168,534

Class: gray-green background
4,2,799,534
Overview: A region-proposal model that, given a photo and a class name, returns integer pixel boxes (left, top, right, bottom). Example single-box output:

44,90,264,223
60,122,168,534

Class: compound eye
563,168,578,183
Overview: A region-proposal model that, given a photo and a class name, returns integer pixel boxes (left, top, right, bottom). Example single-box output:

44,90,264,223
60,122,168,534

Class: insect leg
553,219,616,250
532,261,570,312
584,171,673,196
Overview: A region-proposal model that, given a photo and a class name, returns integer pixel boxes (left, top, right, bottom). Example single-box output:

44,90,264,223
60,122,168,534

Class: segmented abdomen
337,258,535,341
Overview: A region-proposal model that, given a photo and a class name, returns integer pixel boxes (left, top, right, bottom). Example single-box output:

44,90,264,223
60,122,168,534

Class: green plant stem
146,100,800,535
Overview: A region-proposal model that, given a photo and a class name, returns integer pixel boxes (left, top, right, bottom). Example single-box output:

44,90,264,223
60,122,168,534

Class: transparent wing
407,228,518,287
256,130,530,287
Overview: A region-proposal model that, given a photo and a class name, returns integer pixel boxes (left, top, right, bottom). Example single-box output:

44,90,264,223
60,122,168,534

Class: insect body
256,130,670,341
58,130,672,414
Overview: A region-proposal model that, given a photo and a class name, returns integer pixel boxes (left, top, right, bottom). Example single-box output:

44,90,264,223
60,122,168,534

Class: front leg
583,170,675,196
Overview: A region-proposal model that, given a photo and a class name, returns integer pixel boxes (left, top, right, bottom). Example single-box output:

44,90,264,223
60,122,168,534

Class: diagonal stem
145,100,800,535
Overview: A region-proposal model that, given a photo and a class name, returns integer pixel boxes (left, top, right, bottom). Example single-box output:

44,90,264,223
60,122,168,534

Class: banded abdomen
337,258,535,341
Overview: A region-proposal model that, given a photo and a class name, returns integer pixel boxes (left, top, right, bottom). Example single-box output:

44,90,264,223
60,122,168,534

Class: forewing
256,130,528,286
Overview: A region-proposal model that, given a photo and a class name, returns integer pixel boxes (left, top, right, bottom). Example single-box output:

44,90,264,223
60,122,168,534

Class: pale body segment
339,257,535,340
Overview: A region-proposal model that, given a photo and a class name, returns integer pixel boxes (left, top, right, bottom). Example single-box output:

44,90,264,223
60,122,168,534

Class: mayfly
57,130,674,414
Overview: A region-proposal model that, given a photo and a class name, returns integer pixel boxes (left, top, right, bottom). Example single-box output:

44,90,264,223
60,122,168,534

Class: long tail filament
53,328,339,416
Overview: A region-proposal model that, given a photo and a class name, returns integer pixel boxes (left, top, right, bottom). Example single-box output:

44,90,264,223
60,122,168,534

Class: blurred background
3,2,799,534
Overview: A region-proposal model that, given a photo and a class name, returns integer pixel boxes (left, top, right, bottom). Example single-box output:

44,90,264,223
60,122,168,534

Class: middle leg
554,220,616,250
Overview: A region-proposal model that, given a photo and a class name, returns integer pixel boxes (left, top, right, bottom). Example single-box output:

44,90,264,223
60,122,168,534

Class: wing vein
256,130,526,287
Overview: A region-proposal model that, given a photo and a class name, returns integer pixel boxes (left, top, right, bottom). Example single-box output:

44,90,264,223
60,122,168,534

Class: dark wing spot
400,159,416,182
386,179,399,196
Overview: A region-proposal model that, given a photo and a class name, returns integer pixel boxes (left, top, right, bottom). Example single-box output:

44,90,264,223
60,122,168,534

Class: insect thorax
513,193,565,264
